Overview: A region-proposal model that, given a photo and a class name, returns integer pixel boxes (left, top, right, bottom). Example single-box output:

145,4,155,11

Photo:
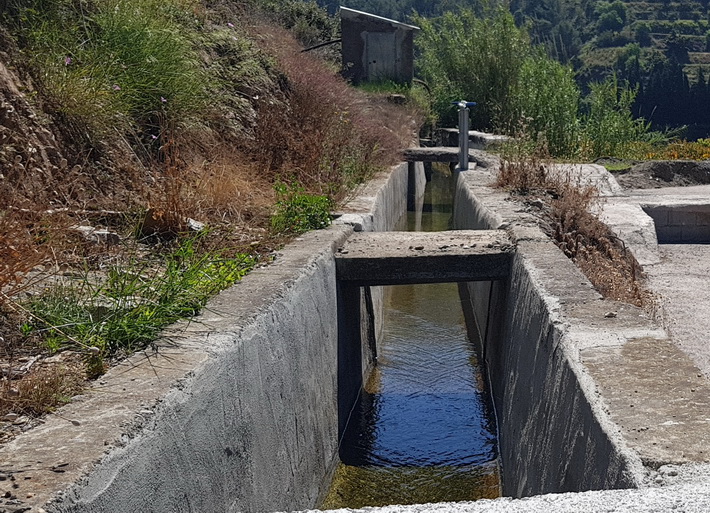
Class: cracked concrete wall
452,170,642,498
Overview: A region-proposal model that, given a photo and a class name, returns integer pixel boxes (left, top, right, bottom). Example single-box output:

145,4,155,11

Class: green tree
416,7,580,155
415,8,530,131
582,75,648,157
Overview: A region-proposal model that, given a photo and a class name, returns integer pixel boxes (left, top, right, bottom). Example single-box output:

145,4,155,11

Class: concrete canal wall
0,162,423,513
453,168,648,497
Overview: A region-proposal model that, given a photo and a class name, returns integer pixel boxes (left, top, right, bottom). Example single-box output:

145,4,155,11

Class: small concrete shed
340,6,419,85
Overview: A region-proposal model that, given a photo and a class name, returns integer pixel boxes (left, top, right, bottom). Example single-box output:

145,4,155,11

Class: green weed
24,236,255,375
271,182,332,235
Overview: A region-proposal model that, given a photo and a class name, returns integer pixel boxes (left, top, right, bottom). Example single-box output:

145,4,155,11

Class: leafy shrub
580,75,650,158
515,51,580,156
270,182,332,234
416,8,530,131
416,8,580,156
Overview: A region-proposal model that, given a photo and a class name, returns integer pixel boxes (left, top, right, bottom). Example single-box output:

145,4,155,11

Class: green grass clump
271,181,332,235
10,0,208,139
24,236,255,375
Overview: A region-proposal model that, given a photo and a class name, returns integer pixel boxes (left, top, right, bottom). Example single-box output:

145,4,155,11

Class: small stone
414,246,424,250
187,218,205,232
604,311,617,318
11,416,28,426
655,476,664,484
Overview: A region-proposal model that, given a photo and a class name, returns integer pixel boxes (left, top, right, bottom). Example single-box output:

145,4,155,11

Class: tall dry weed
250,25,414,200
496,146,648,307
0,211,53,297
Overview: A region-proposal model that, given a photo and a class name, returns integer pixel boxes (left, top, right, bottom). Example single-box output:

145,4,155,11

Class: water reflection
322,167,500,509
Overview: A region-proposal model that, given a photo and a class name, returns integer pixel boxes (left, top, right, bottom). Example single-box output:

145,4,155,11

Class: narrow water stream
322,167,501,509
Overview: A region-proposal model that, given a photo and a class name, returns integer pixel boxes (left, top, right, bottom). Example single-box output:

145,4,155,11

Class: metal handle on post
452,101,476,171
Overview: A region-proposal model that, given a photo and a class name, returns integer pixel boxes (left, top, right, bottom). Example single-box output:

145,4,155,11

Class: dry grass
249,25,415,200
548,183,648,306
0,210,58,297
1,357,85,417
497,145,649,307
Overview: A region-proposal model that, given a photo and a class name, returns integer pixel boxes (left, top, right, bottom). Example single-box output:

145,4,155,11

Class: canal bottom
321,168,501,509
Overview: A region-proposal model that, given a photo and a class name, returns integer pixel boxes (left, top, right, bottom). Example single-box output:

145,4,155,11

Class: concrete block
669,209,698,227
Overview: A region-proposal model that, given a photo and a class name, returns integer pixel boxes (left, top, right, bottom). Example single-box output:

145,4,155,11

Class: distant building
340,7,419,85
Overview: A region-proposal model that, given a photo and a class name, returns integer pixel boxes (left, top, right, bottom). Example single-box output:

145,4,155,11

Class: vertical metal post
458,102,470,171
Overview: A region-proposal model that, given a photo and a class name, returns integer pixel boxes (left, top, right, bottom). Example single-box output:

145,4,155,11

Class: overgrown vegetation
496,138,648,307
0,0,414,419
416,7,655,158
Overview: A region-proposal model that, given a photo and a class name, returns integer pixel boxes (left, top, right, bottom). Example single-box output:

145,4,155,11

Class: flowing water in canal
321,168,501,509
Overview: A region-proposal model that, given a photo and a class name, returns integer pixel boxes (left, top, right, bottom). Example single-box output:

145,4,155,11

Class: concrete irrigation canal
4,147,710,512
324,169,500,508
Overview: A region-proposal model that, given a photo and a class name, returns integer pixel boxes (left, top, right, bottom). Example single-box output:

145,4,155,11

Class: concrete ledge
0,160,423,513
335,230,513,285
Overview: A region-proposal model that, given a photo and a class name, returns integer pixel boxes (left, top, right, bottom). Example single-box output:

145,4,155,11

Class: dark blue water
322,167,500,509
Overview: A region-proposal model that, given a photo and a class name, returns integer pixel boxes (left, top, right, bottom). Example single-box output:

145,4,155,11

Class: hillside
311,0,710,136
0,0,414,434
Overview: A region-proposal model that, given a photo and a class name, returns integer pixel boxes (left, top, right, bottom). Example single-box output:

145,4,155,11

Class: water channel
321,167,501,509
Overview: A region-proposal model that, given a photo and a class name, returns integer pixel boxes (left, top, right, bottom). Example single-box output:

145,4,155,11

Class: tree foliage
416,8,581,155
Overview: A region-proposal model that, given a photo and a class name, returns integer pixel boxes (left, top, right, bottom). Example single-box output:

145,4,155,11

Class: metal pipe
452,101,476,171
458,104,469,170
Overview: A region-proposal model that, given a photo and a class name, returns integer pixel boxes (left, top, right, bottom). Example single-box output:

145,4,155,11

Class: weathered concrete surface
644,244,710,378
602,184,710,380
336,162,413,232
335,230,513,285
0,160,421,513
402,147,496,167
603,185,710,251
451,163,710,501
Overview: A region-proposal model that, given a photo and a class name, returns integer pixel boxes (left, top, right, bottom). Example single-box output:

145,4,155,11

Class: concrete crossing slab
334,230,513,285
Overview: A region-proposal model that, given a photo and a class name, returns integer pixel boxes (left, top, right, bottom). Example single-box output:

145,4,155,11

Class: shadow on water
322,166,500,509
